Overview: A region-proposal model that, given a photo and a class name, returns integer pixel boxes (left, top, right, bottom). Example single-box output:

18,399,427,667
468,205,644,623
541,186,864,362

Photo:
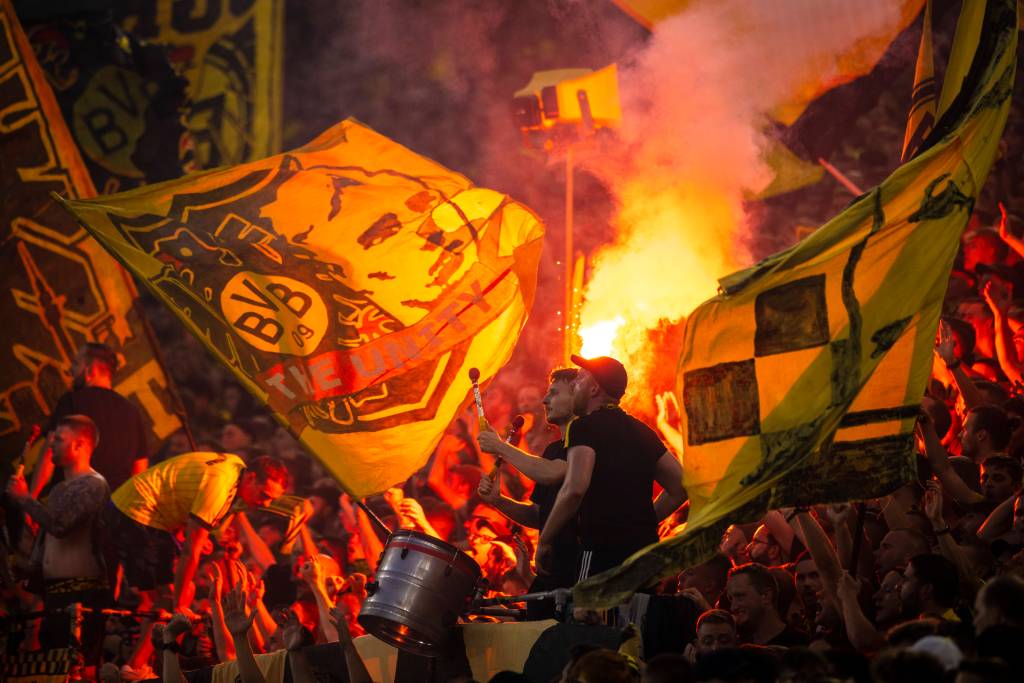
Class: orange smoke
575,0,914,406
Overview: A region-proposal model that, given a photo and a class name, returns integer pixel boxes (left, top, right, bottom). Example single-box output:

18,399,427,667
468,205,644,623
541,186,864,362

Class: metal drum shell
358,529,482,655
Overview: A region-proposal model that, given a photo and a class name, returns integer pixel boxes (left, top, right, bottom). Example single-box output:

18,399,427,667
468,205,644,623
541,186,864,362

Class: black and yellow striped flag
902,0,937,161
575,0,1016,609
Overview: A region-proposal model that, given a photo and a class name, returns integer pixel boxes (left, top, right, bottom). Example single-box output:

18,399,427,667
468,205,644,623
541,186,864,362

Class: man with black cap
537,355,686,583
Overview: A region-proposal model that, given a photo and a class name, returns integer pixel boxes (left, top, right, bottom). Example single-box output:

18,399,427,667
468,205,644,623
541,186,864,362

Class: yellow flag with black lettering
0,0,181,462
58,119,545,497
576,0,1016,609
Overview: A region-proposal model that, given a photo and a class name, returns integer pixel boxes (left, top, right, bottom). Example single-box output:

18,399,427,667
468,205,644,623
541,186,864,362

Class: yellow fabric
611,0,925,125
211,648,287,683
118,0,284,168
112,451,245,531
576,0,1017,609
902,0,936,161
354,620,557,683
0,0,181,463
58,119,545,497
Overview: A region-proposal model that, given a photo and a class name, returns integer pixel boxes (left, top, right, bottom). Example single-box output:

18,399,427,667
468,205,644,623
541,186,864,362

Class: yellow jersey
112,452,246,532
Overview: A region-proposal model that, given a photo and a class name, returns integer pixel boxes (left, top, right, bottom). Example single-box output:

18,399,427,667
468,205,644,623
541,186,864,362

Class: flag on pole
0,0,182,462
902,0,936,161
58,119,545,497
575,0,1017,609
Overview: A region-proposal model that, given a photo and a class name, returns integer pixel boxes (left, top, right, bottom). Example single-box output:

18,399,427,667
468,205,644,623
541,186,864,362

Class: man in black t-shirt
477,368,580,593
30,342,149,497
537,355,686,583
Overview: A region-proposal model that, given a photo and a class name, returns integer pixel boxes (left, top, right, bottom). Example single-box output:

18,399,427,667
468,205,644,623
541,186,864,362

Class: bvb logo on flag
221,272,328,356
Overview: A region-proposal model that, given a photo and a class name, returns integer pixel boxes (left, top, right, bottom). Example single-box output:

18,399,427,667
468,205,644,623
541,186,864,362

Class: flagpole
564,144,574,367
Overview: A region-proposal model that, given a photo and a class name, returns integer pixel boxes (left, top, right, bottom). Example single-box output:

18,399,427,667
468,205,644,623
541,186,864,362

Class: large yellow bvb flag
576,0,1016,608
58,120,545,497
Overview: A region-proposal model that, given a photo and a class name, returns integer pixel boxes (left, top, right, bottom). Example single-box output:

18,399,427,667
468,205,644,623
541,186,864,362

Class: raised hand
922,480,945,527
477,429,504,455
935,320,957,366
164,612,193,640
477,471,500,504
298,554,326,592
221,583,256,637
983,277,1013,315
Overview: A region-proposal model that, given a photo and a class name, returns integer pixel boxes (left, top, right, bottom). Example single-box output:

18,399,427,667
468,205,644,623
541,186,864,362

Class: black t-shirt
567,406,666,550
47,386,149,491
530,439,579,579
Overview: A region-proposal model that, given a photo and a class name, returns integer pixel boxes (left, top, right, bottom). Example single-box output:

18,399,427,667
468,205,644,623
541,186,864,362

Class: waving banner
576,0,1016,608
0,0,181,463
115,0,283,168
59,119,545,496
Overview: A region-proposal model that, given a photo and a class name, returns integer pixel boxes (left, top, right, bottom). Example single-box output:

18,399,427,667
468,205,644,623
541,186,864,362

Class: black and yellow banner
25,13,193,194
58,119,545,497
0,0,181,464
115,0,284,169
576,0,1017,608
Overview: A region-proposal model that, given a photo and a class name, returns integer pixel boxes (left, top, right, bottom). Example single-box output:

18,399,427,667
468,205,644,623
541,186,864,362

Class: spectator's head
873,569,907,627
962,228,1008,272
875,528,931,576
570,355,627,415
900,553,959,617
961,405,1012,461
516,384,544,415
71,342,118,389
974,574,1024,633
221,421,254,452
692,647,778,683
51,414,99,468
679,553,732,606
694,609,738,657
719,524,752,565
871,648,945,683
793,552,823,610
238,455,289,508
745,524,783,566
954,658,1013,683
544,368,578,427
641,653,692,683
980,455,1022,502
726,563,781,632
975,380,1011,407
563,648,640,683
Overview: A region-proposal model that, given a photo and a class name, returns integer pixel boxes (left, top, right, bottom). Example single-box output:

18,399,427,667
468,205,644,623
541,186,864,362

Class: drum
358,530,482,655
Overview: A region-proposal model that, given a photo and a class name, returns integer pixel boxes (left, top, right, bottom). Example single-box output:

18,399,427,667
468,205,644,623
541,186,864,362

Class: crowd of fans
5,207,1024,683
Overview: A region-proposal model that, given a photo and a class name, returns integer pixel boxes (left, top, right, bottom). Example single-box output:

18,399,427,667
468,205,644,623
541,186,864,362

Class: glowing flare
579,316,625,358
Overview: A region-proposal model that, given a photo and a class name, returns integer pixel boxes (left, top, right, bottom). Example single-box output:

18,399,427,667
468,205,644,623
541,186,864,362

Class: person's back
111,451,246,533
572,406,662,550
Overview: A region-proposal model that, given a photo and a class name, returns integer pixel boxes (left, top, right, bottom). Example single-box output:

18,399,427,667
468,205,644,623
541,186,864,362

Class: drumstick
468,367,488,431
487,415,526,480
15,424,41,478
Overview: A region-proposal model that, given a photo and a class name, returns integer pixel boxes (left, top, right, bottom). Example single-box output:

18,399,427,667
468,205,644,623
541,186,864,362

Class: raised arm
983,278,1024,385
916,413,983,506
477,473,541,529
478,430,566,485
935,320,986,411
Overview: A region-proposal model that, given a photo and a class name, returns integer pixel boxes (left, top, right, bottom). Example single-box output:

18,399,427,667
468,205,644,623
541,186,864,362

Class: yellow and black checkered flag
575,0,1016,609
902,0,937,161
57,119,544,497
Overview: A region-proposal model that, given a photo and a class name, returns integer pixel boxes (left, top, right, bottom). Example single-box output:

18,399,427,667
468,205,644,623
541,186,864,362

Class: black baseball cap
570,354,627,399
